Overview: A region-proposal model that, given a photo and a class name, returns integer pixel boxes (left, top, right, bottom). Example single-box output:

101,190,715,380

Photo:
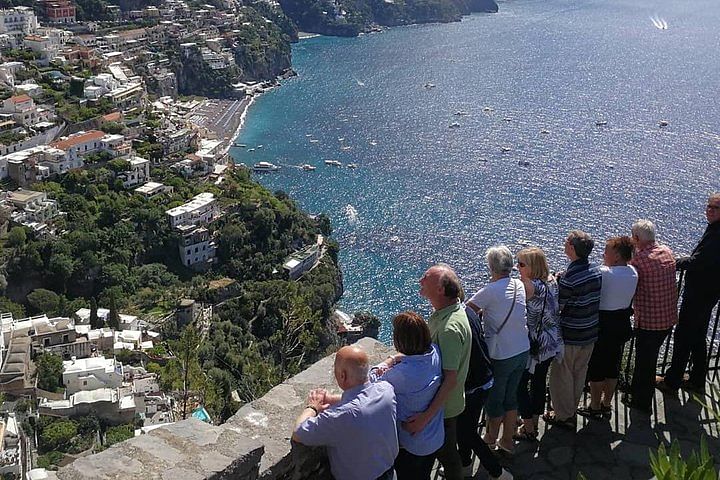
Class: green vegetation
36,353,64,392
650,437,717,480
0,130,27,146
1,166,342,421
105,424,134,446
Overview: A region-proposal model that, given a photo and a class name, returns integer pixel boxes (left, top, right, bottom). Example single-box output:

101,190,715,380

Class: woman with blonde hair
514,247,562,440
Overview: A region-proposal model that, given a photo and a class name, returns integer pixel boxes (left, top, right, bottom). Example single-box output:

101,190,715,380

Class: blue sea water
232,0,720,342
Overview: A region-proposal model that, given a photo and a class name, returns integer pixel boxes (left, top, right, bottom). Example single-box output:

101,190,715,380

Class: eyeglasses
517,261,526,267
707,204,720,211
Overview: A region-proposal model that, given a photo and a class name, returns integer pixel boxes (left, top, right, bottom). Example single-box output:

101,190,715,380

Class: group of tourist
291,193,720,480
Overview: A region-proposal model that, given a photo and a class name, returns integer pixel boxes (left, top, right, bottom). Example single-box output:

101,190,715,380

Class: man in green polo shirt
404,264,471,480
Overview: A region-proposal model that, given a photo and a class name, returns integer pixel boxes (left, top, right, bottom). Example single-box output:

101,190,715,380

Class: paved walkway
439,381,720,480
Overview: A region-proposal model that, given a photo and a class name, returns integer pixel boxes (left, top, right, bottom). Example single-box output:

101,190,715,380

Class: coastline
223,94,257,155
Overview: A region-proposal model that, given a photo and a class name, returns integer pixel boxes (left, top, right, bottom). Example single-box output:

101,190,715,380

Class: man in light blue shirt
292,345,399,480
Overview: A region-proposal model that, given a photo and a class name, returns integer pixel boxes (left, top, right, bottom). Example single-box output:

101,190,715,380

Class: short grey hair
709,193,720,204
486,246,514,276
632,219,656,242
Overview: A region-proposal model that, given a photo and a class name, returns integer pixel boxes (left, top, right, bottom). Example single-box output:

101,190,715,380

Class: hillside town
0,0,353,478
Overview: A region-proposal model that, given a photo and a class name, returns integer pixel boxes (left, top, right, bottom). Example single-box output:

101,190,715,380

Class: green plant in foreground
650,436,718,480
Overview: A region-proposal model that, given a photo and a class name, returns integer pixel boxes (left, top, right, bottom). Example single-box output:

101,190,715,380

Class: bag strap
496,279,518,335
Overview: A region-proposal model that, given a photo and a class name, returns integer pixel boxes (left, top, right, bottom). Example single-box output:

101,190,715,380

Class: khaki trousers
548,343,595,421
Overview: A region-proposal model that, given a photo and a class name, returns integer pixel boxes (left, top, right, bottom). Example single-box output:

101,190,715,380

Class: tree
89,297,102,329
271,297,319,378
0,297,24,318
40,420,77,451
49,253,75,293
105,424,134,447
36,353,64,392
27,289,61,315
6,226,26,248
168,326,204,420
107,293,120,330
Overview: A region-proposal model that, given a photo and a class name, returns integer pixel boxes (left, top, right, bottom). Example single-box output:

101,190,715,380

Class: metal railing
619,270,720,390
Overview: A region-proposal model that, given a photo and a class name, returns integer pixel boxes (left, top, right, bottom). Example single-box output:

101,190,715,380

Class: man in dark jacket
658,193,720,393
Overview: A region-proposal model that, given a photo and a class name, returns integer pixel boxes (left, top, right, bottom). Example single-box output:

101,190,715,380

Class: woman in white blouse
578,236,638,418
467,246,529,454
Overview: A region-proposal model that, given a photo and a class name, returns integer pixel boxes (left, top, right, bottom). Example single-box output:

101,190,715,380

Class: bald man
292,346,398,480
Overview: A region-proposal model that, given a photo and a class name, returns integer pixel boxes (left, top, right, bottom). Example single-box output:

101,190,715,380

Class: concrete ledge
57,418,264,480
225,337,394,479
55,338,390,480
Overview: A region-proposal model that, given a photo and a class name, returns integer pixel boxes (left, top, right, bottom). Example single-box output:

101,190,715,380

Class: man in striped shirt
547,230,602,428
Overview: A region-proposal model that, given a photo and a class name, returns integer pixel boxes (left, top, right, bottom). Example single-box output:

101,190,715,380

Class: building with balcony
177,224,216,269
166,192,217,228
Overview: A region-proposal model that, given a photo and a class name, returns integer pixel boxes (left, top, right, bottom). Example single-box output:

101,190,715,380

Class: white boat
483,106,494,112
347,163,357,169
595,120,608,126
341,146,352,151
540,129,551,134
424,82,436,89
248,148,255,152
448,122,461,129
369,140,377,146
301,164,316,171
501,146,512,152
659,120,669,127
309,139,320,143
504,117,512,122
325,160,342,167
256,144,264,149
454,111,470,116
253,161,279,172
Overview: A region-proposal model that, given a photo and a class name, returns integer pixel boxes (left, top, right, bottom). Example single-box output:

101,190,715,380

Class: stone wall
56,337,394,480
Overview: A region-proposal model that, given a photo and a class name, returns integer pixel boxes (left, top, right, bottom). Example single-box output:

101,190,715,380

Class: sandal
512,426,538,442
495,442,514,455
542,413,576,430
577,405,603,419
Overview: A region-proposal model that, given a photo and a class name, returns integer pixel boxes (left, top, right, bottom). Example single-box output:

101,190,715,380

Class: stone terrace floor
436,380,720,480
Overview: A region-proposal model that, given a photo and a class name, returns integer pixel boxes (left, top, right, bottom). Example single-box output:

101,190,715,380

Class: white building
134,181,173,198
166,192,217,228
177,225,216,269
0,189,59,232
62,356,123,395
0,7,37,47
120,155,150,187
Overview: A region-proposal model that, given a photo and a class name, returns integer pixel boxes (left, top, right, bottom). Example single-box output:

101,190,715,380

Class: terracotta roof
51,130,105,150
102,111,121,122
9,94,31,104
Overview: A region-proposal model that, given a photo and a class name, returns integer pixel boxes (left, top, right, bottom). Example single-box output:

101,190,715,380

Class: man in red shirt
627,219,678,413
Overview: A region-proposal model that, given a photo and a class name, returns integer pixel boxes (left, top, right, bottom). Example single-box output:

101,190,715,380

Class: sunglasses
707,204,720,211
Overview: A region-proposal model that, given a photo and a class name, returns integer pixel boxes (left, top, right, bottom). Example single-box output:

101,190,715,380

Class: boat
540,129,550,134
483,106,494,112
504,117,512,122
659,120,669,127
347,163,357,169
341,146,352,151
448,122,461,129
325,160,342,167
248,148,255,152
309,139,320,143
234,143,247,147
501,146,512,152
595,120,608,126
256,144,264,149
301,164,316,171
369,141,377,146
253,161,279,172
454,111,470,116
424,82,436,89
518,160,531,167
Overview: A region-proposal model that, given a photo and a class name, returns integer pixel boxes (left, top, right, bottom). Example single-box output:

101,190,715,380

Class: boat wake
650,15,668,30
345,204,359,224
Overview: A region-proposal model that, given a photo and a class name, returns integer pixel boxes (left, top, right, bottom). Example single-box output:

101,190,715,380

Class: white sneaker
492,469,513,480
462,463,473,478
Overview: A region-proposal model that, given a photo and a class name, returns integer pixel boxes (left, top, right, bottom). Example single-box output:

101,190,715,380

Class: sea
231,0,720,342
